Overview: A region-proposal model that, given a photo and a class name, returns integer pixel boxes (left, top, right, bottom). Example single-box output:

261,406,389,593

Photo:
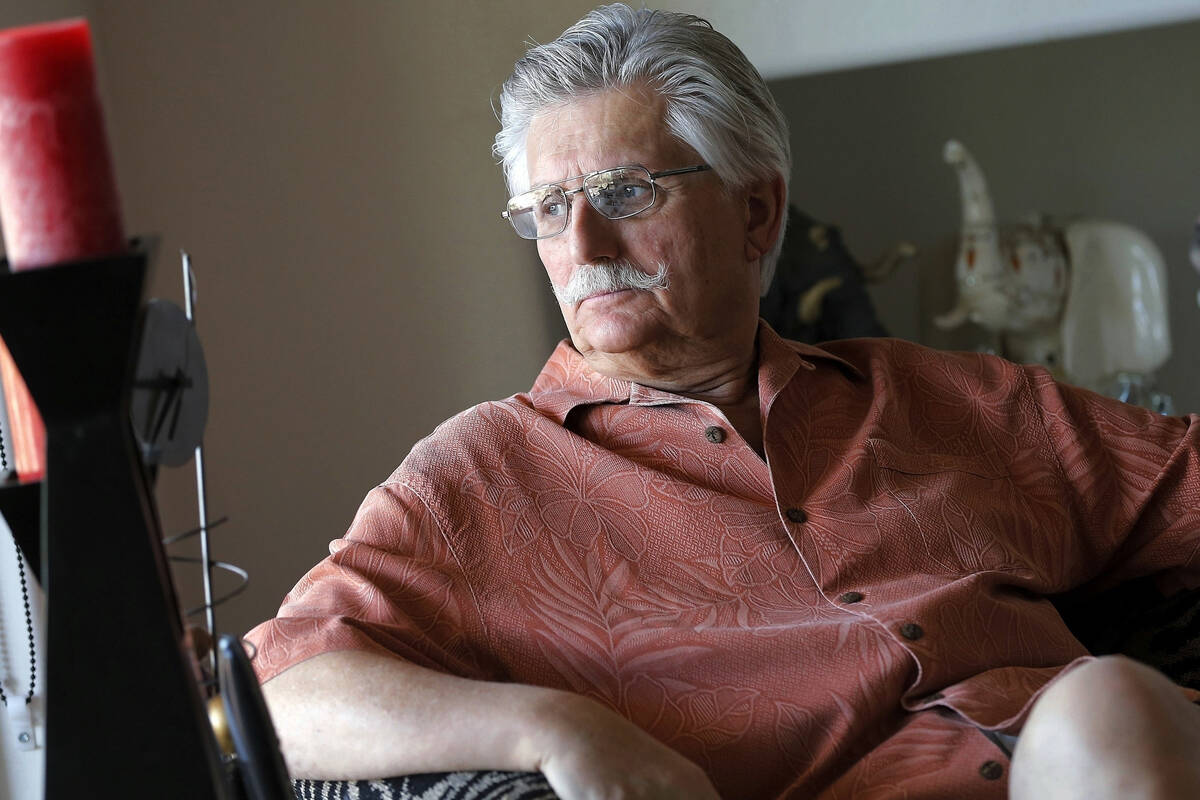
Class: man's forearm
260,649,570,780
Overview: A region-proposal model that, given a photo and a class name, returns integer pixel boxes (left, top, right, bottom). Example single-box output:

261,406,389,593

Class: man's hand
533,693,722,800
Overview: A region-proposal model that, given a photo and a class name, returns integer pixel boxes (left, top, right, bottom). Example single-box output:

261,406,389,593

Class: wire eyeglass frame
501,164,711,240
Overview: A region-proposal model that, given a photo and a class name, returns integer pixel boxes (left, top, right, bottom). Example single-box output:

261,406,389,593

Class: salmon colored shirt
247,322,1200,799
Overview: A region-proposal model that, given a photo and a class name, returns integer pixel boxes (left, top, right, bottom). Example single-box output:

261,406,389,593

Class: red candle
0,18,124,270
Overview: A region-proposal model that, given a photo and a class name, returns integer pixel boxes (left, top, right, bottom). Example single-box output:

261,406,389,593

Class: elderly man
247,5,1200,799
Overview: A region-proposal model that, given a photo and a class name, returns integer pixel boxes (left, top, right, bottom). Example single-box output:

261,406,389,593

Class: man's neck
651,369,765,461
586,346,764,458
693,381,763,459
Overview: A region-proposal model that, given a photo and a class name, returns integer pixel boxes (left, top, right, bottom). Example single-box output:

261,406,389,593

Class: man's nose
567,194,620,265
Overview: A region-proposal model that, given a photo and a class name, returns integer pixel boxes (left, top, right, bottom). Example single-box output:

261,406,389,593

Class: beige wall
0,0,88,27
83,1,598,636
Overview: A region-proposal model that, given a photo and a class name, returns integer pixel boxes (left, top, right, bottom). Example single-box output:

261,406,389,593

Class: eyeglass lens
506,166,657,239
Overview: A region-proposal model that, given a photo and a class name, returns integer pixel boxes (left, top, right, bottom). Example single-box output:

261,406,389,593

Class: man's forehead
525,87,673,184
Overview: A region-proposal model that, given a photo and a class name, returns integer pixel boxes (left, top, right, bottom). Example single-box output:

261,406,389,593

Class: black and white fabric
293,770,556,799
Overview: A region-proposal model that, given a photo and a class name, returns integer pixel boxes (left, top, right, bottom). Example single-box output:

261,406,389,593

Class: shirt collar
527,319,864,425
527,341,632,424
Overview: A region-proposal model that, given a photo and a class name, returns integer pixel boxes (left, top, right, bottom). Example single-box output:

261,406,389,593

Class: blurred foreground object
0,18,124,269
0,17,129,483
0,335,44,481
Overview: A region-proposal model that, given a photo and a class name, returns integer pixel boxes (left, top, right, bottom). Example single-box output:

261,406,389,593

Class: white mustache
553,260,669,305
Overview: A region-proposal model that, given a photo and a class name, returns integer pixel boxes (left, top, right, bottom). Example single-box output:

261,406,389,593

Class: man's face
525,85,763,380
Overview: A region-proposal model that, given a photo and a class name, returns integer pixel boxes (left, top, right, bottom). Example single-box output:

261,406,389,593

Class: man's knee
1011,656,1200,799
1030,656,1193,732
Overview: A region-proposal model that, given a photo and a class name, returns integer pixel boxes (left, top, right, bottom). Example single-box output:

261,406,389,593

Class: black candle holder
0,244,231,798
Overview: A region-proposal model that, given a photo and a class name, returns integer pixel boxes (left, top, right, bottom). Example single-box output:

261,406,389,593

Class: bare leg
1010,655,1200,799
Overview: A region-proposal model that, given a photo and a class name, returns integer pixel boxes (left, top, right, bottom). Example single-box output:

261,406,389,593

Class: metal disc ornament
130,298,209,466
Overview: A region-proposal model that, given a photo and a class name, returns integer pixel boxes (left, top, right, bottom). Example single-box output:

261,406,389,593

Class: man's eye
540,199,565,217
594,182,646,202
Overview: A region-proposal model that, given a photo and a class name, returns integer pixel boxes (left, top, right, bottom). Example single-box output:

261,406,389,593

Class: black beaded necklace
0,429,37,709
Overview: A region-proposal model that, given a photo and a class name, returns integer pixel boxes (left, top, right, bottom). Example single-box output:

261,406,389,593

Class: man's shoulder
804,336,1030,385
433,393,541,439
385,393,547,487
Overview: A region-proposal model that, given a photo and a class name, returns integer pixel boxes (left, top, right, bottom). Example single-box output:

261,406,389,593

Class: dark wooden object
0,249,230,798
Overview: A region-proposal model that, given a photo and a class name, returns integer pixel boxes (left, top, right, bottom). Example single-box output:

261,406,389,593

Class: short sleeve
1029,368,1200,592
244,481,498,683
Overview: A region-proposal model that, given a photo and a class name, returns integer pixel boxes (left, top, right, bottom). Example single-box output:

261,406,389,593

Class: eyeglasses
501,164,711,240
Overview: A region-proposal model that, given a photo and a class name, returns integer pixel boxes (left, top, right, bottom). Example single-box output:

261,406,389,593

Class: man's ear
743,172,787,262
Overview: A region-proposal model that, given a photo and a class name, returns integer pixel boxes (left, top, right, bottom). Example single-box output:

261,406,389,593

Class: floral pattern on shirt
247,321,1200,799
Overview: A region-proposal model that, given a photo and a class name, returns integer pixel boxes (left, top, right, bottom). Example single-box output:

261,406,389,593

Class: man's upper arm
1026,366,1200,591
245,480,496,684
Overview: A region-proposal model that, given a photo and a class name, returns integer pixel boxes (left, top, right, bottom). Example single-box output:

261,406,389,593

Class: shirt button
979,761,1004,780
899,622,924,641
785,507,807,524
704,425,726,444
838,591,864,604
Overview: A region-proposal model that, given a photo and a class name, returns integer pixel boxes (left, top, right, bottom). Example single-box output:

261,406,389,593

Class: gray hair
494,3,791,292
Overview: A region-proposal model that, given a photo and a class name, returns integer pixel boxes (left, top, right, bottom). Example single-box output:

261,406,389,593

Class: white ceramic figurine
936,140,1172,412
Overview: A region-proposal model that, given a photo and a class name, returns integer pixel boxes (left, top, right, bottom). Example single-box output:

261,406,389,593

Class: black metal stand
2,481,39,582
0,246,229,798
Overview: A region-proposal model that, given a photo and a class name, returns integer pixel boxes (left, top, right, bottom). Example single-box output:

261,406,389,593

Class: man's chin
570,320,660,362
